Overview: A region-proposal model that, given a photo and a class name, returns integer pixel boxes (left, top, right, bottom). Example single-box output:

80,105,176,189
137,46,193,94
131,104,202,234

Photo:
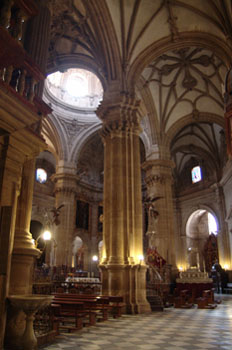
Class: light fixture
42,230,52,241
224,264,229,270
92,255,98,262
34,230,52,248
178,266,184,271
138,254,144,263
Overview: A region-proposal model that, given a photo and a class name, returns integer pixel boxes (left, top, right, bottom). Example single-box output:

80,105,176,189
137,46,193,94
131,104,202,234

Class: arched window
191,165,202,183
208,212,218,235
36,168,47,184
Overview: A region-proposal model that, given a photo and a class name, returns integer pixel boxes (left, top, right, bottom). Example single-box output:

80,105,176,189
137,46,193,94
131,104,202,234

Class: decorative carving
53,186,77,196
98,95,142,138
144,47,225,134
165,0,179,41
192,109,199,120
145,174,165,187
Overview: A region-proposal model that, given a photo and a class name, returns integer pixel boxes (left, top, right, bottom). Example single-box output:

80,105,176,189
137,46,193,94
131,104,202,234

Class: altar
176,268,213,300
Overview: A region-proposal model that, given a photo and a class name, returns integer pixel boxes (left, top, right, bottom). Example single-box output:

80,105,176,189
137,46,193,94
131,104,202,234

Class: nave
41,295,232,350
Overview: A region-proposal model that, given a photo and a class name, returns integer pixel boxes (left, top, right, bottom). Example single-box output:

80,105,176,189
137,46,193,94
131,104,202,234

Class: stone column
97,94,151,314
174,198,187,270
213,184,231,267
24,0,52,97
0,134,23,348
52,167,77,268
90,202,100,276
142,159,176,267
9,158,40,295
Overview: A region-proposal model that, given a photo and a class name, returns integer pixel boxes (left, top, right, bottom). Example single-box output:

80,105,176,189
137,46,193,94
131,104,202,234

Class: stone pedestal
5,294,53,350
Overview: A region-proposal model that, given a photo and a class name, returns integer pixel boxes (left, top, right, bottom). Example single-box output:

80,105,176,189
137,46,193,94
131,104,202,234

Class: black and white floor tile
41,295,232,350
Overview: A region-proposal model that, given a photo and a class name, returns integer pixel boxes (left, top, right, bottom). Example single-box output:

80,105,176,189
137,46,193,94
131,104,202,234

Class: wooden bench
52,299,96,331
174,290,193,309
106,296,124,318
197,290,217,309
53,293,123,319
52,295,108,325
62,294,123,318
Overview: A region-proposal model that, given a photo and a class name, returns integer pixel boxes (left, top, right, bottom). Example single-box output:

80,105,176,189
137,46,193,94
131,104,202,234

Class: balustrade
0,0,52,122
0,0,37,39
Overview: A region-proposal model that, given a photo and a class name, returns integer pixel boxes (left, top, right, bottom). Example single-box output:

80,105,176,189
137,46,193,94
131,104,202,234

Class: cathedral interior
1,0,232,349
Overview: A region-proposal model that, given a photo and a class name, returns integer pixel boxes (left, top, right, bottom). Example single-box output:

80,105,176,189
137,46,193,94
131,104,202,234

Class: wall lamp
33,230,52,248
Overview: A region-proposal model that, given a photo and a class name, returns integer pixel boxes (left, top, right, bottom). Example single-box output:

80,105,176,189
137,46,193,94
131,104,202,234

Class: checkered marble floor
41,295,232,350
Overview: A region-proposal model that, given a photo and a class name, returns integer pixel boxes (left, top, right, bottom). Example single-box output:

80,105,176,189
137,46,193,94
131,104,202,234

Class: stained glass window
191,166,202,183
36,168,47,184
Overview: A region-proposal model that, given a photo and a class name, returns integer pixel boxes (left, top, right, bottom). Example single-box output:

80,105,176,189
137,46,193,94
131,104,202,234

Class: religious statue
145,196,162,248
50,204,65,225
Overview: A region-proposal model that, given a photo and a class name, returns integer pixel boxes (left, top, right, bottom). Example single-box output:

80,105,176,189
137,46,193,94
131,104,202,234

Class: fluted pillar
97,94,150,314
9,158,40,295
142,159,176,267
52,167,77,267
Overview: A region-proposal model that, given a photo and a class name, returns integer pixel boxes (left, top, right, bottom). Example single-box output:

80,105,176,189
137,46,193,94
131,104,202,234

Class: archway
186,210,218,271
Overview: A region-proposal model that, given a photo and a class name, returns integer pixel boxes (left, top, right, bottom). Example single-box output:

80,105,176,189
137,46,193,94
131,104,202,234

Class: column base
100,263,151,314
10,247,41,295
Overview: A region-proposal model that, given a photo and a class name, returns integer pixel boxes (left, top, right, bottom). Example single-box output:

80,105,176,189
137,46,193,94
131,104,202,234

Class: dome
45,68,103,110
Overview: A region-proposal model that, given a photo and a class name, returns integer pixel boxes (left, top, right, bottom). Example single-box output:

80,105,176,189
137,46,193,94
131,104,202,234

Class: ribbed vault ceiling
45,0,232,176
171,122,227,179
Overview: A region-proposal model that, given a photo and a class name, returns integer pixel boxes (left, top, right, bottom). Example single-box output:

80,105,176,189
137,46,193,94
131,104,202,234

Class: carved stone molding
145,174,165,187
97,94,142,138
53,186,77,196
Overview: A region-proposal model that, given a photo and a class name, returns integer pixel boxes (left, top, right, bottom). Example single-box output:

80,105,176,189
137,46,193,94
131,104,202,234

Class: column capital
97,93,142,136
142,159,175,189
142,159,175,171
51,174,77,196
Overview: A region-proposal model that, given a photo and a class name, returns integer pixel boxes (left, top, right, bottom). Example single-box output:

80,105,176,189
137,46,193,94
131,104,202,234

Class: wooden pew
52,295,108,325
196,289,217,309
52,299,96,331
174,290,193,309
106,296,124,318
198,290,217,309
53,293,123,318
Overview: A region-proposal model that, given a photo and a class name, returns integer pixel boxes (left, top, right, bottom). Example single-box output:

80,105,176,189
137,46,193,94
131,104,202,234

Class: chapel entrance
186,209,218,271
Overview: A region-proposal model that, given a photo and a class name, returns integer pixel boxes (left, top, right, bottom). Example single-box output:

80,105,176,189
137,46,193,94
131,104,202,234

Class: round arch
183,205,220,239
185,208,219,271
70,125,103,164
